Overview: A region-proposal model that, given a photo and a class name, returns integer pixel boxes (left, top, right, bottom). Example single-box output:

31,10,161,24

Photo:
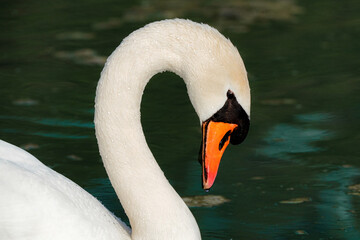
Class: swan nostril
227,90,235,98
219,130,232,151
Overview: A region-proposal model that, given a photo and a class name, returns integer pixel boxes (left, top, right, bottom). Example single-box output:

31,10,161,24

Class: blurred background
1,0,359,239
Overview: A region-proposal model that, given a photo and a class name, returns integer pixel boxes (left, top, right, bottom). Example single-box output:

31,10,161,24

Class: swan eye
219,130,232,150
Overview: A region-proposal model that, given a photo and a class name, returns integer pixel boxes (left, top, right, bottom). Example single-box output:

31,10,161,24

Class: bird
0,19,250,240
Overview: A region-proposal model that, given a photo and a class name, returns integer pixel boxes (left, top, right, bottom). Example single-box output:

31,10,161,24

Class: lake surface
1,0,359,239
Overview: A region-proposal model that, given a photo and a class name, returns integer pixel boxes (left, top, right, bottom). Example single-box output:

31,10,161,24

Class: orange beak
200,121,237,190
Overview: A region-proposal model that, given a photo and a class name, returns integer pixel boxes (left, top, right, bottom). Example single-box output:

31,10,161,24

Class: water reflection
12,98,39,106
2,128,90,139
91,0,303,32
56,32,95,40
316,166,360,239
54,49,106,66
259,122,333,159
296,112,334,123
0,115,94,128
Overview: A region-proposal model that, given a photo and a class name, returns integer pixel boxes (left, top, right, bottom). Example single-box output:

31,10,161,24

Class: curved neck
94,21,201,240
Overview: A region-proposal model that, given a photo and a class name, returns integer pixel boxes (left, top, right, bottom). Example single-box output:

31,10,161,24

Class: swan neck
94,22,200,240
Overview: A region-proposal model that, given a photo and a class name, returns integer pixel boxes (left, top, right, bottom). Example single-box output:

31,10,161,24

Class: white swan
0,19,250,240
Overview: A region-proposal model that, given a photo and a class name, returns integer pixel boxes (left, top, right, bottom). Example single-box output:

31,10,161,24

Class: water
1,0,360,239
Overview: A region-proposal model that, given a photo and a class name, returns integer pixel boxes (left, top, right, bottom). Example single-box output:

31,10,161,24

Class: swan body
0,140,130,240
0,19,250,240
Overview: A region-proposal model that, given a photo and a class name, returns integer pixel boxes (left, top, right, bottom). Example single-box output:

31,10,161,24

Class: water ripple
0,115,94,128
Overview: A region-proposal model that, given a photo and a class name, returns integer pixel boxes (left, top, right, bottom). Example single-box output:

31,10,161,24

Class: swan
0,19,250,240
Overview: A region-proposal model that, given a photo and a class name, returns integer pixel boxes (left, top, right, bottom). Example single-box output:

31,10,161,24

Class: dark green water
1,0,359,239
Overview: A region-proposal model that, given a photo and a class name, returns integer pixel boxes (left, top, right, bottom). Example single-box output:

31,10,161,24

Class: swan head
198,90,250,190
174,20,251,190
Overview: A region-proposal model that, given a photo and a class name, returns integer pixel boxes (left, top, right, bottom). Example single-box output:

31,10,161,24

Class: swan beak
200,121,237,190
